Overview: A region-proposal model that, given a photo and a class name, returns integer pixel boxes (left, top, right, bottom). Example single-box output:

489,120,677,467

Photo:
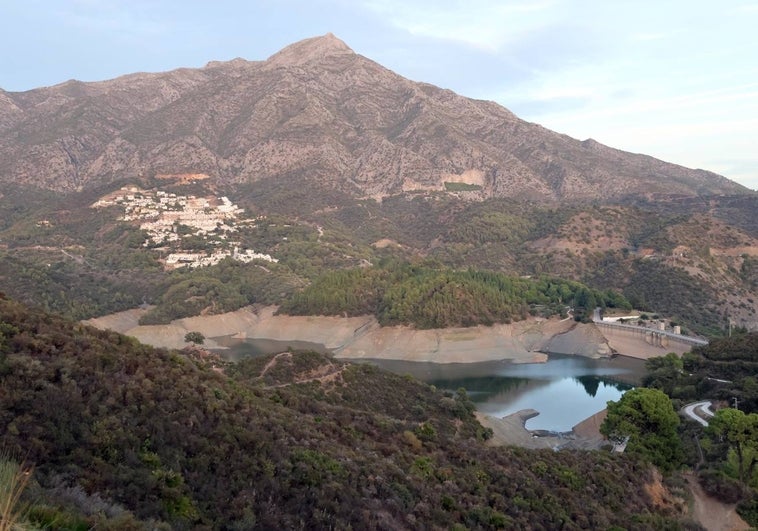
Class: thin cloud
631,32,667,41
357,0,560,51
55,0,168,38
732,3,758,13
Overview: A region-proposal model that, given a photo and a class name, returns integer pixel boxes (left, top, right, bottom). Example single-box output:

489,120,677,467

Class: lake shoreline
84,306,637,449
84,304,660,364
477,408,609,450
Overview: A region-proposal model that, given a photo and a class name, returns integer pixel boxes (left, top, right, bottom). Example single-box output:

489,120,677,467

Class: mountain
0,34,756,336
0,33,748,200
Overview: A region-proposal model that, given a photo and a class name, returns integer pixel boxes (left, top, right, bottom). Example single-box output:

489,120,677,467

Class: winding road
682,400,715,426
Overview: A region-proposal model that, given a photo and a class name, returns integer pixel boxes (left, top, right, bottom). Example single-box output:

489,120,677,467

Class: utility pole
732,397,740,410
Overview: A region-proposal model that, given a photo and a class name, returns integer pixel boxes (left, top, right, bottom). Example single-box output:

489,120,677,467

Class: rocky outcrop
0,35,748,200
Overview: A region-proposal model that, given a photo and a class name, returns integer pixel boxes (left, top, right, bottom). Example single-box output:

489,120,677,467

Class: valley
83,304,691,445
0,35,755,338
2,296,756,528
3,185,755,336
1,32,757,530
4,297,717,528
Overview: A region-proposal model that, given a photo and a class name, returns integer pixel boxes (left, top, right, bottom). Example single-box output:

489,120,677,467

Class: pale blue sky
1,0,756,190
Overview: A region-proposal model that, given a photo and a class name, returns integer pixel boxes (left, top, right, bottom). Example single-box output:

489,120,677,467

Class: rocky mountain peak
0,34,751,200
265,32,354,68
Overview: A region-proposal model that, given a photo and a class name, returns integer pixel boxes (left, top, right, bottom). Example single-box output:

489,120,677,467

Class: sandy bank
477,409,608,450
84,305,678,363
86,306,373,351
85,306,618,363
336,320,573,363
543,323,614,358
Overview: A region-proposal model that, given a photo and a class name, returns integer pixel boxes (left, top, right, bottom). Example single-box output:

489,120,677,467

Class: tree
0,321,19,354
643,352,684,395
707,408,758,485
184,331,205,345
601,388,683,471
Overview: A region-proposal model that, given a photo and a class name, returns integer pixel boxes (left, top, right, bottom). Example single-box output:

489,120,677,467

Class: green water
213,336,643,432
360,355,643,432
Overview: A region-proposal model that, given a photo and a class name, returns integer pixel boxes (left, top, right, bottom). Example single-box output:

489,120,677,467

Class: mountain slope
0,33,748,200
0,34,755,336
0,297,696,528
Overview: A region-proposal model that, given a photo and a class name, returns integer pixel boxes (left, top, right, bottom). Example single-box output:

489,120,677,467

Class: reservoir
215,337,644,432
365,355,643,432
213,336,331,361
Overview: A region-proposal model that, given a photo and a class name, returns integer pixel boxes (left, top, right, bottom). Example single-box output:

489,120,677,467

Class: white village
92,186,278,269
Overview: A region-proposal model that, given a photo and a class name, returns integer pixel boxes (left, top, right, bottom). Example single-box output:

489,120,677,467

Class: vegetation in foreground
644,333,758,414
627,333,758,526
0,297,697,529
601,388,683,473
0,454,33,531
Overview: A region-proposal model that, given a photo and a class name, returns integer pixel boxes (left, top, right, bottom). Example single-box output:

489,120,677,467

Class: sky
1,0,756,190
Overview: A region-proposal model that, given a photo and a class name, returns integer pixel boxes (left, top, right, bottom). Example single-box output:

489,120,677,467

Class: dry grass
0,455,32,531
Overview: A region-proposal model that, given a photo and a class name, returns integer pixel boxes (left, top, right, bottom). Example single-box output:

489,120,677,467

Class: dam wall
594,321,706,358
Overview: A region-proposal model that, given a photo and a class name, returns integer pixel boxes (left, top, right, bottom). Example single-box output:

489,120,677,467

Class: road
682,400,715,427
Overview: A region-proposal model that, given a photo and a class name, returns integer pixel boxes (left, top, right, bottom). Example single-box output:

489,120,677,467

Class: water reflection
213,336,330,362
476,377,632,432
212,335,645,433
361,355,642,432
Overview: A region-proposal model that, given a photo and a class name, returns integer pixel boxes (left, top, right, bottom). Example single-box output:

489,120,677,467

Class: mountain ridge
1,35,756,334
0,33,749,199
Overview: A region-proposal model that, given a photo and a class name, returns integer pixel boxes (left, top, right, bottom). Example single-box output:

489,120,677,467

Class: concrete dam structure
594,321,707,358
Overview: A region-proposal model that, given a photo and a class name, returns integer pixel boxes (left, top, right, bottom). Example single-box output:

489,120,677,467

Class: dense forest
137,259,304,325
279,262,631,328
0,297,697,529
138,260,633,328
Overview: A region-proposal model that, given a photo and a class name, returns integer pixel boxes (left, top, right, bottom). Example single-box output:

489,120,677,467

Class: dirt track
684,473,750,531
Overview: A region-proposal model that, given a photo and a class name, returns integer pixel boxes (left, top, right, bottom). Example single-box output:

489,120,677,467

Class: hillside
0,297,702,529
0,34,755,336
0,179,755,335
0,34,748,201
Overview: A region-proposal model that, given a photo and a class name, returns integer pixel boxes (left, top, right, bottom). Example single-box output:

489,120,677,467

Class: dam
593,320,707,358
